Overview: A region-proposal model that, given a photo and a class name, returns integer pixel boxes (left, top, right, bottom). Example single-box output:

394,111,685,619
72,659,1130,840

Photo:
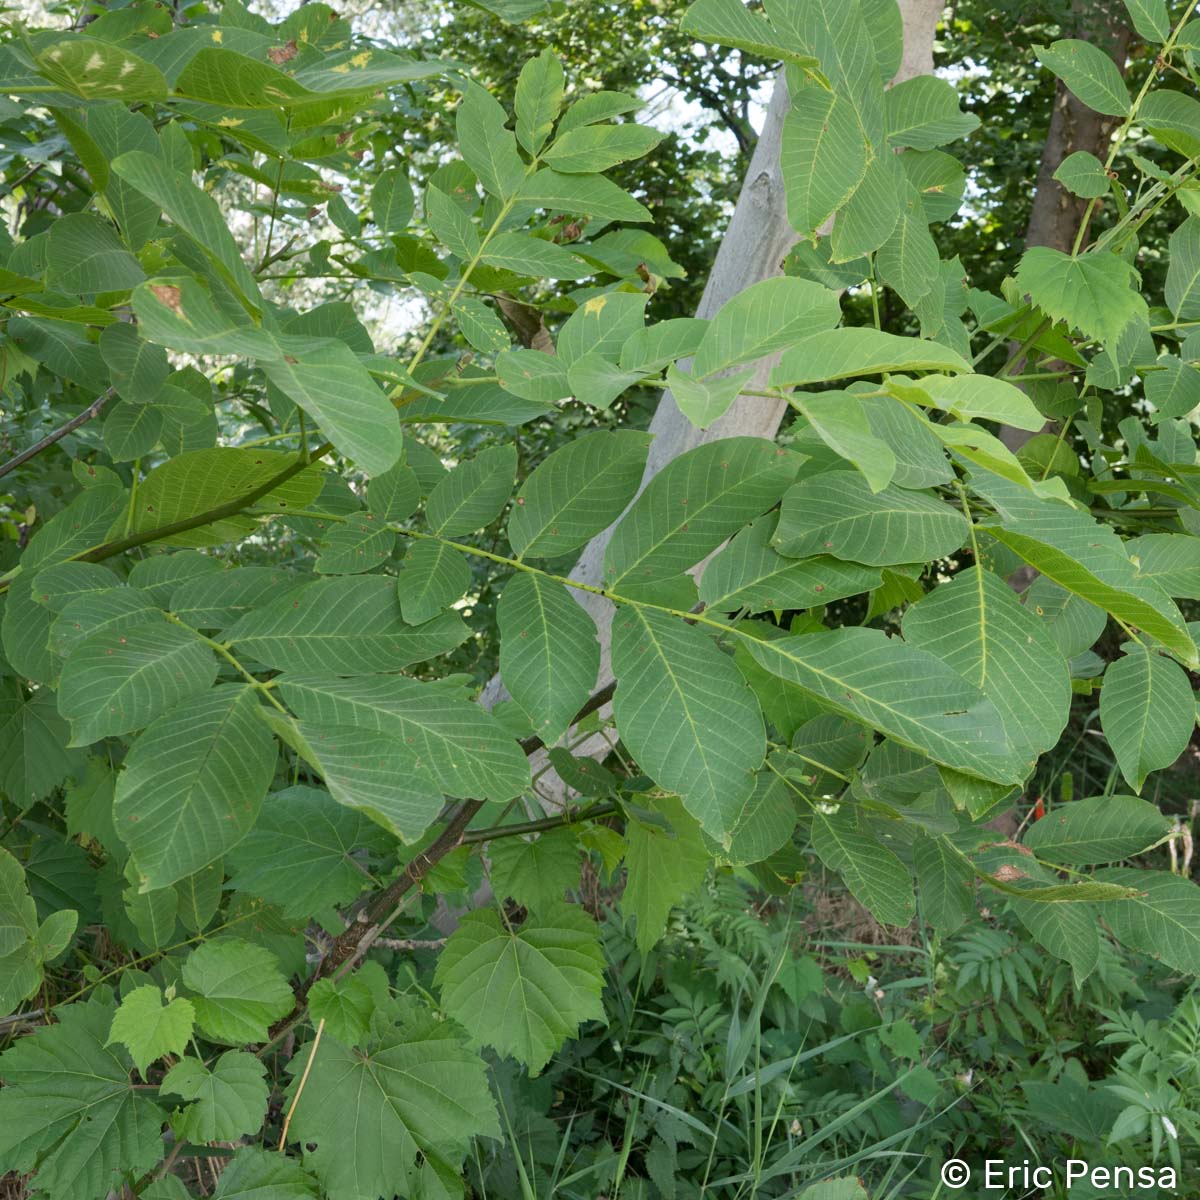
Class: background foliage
1,0,1200,1196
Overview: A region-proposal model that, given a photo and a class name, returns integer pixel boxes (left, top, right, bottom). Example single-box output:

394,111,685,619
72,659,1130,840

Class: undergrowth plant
1,0,1200,1196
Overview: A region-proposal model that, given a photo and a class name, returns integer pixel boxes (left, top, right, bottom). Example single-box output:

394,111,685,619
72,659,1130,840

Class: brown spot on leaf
151,284,183,313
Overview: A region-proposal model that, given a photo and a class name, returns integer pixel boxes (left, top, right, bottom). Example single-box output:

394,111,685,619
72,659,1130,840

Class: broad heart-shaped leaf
0,995,166,1198
1015,246,1146,349
691,276,842,379
212,1146,320,1199
811,807,915,927
1095,868,1200,974
774,471,966,566
306,975,375,1048
622,795,709,953
498,573,599,745
45,212,145,294
57,620,217,747
128,447,324,548
226,785,388,919
1024,795,1172,865
745,628,1027,784
1034,39,1130,116
700,514,882,612
508,430,652,559
161,1051,268,1143
114,685,276,890
284,1014,499,1193
284,719,445,842
901,567,1071,765
780,86,869,242
226,575,467,674
435,904,605,1073
1099,646,1195,792
1165,216,1200,319
612,608,765,838
111,151,261,307
771,328,971,386
605,437,802,588
395,537,471,623
262,340,403,477
181,938,293,1044
970,469,1197,666
488,827,582,913
106,984,194,1074
278,674,531,802
426,443,516,536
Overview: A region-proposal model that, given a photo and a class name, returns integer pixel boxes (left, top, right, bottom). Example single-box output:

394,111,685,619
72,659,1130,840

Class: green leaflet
691,276,842,378
212,1147,320,1198
1023,795,1172,865
700,514,882,612
884,75,979,149
1165,216,1200,319
605,437,802,587
497,572,599,745
260,340,404,477
1095,868,1200,974
1052,150,1109,199
226,575,468,674
370,167,413,233
812,807,916,927
456,80,526,201
1099,646,1195,792
970,470,1197,666
781,87,870,241
0,995,167,1197
128,447,324,548
181,937,293,1043
426,443,517,536
1128,532,1200,598
746,627,1028,784
771,327,971,385
395,537,471,623
435,904,605,1073
901,567,1071,763
278,673,531,802
912,835,973,934
57,620,218,746
514,48,564,155
774,471,966,565
114,685,276,890
37,38,168,102
45,212,145,294
544,123,663,173
508,429,652,559
284,1014,499,1190
1034,39,1131,116
612,607,765,838
226,785,388,919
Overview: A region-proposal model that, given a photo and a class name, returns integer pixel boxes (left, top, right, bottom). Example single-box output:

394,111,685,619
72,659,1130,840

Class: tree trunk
1024,1,1133,253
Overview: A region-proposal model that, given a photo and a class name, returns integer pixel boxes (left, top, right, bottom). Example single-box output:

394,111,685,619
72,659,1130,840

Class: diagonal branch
0,387,115,480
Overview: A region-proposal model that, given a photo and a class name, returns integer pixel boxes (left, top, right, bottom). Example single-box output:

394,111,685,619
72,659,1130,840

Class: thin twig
0,388,114,480
277,1018,325,1151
